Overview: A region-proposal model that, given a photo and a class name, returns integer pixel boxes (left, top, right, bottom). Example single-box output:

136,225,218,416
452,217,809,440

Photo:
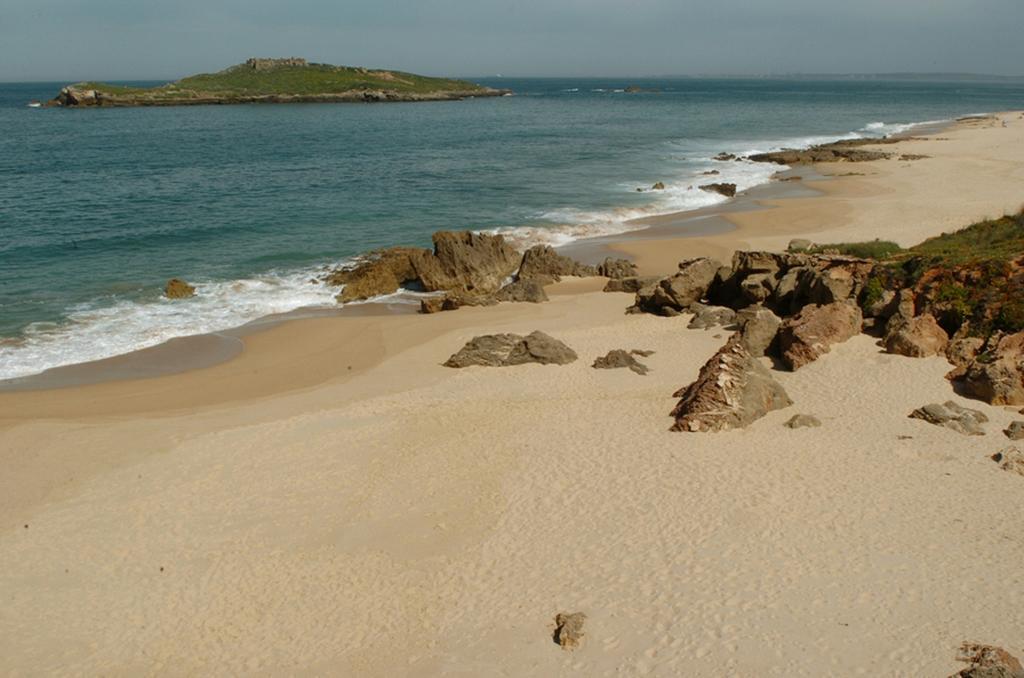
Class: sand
2,113,1023,677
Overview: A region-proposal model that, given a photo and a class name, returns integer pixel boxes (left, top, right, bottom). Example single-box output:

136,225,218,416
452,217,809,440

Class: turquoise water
2,77,1024,379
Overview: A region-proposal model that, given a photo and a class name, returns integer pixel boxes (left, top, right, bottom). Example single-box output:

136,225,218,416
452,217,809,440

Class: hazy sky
2,0,1022,81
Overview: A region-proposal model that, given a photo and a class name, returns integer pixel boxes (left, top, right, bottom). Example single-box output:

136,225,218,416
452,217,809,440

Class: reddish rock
778,302,863,370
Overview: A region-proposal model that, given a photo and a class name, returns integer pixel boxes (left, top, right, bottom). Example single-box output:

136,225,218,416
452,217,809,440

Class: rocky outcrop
699,182,737,197
415,231,521,294
736,305,782,356
957,331,1024,405
651,182,666,190
748,138,899,165
784,414,821,429
632,257,722,315
951,642,1024,677
992,447,1024,478
1004,421,1024,440
444,331,577,368
164,278,196,299
328,247,424,302
883,313,949,357
687,304,736,330
603,275,660,293
777,302,863,370
494,278,548,303
553,612,586,650
909,401,988,436
671,333,792,432
419,296,459,314
516,245,596,283
592,349,652,375
597,258,638,280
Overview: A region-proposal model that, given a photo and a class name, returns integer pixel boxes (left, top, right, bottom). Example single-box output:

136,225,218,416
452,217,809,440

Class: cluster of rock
746,137,909,165
699,182,737,197
324,230,634,313
244,57,308,70
909,401,989,436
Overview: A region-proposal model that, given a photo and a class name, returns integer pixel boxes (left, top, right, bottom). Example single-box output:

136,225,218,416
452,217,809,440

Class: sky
1,0,1022,81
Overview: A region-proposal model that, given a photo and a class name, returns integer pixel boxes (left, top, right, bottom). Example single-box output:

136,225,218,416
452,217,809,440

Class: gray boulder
687,304,737,330
909,400,988,436
671,333,792,432
736,305,782,356
444,331,577,368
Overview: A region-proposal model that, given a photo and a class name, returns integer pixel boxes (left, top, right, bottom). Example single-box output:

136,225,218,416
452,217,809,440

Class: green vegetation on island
50,58,507,107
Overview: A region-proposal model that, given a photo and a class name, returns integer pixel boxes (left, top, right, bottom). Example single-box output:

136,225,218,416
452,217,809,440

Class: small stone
991,447,1024,477
592,349,650,375
553,612,586,650
784,414,821,429
909,401,988,436
1003,421,1024,440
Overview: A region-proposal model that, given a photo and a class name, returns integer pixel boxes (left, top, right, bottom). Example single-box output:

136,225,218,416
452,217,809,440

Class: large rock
946,326,984,379
494,278,549,303
516,245,596,282
909,400,988,436
597,257,638,279
328,247,425,302
736,305,782,356
687,304,736,330
958,331,1024,405
603,275,660,293
634,258,722,314
951,642,1024,677
413,231,521,294
443,331,577,368
699,182,737,197
164,278,196,299
671,333,792,432
777,302,863,370
884,313,949,357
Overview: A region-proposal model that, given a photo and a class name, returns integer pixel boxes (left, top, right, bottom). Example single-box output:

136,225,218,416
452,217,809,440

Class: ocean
2,77,1024,381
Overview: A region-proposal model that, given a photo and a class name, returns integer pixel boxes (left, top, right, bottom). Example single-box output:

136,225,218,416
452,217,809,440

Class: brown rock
517,245,596,282
992,447,1024,477
958,331,1024,405
1004,421,1024,440
494,278,549,303
326,247,425,302
592,349,651,375
671,333,792,432
603,275,660,293
784,414,821,429
634,258,722,314
413,231,520,294
699,182,737,197
687,304,737,330
884,313,949,357
778,302,863,370
651,181,666,190
553,612,586,650
443,331,577,368
597,257,638,279
164,278,196,299
951,642,1024,677
946,326,984,379
419,296,461,314
736,305,782,356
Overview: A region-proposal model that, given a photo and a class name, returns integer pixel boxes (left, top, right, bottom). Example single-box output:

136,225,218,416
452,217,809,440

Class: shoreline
3,112,1024,675
0,116,949,391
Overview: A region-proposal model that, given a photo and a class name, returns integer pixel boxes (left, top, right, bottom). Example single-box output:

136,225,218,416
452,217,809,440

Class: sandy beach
2,112,1024,677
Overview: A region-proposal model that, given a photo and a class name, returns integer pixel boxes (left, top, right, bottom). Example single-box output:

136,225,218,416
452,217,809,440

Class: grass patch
906,211,1024,265
808,240,904,259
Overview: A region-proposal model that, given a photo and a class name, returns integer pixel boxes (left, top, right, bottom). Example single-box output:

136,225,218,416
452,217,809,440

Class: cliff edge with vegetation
48,57,508,107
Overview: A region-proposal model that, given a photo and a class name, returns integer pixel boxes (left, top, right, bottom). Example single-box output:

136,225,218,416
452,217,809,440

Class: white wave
0,268,342,381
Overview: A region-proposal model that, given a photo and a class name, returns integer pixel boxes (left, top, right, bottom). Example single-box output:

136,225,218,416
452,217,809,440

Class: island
47,57,509,107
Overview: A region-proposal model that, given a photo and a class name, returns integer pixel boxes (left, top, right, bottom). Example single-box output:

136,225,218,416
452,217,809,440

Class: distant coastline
46,57,509,107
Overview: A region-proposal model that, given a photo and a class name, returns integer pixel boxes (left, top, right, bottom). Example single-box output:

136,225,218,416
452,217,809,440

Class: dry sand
2,113,1023,677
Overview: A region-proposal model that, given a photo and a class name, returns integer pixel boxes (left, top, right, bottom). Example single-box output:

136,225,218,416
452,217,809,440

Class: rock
553,612,586,650
909,401,988,436
787,238,813,252
1004,421,1024,440
992,447,1024,477
597,257,638,279
444,331,577,368
702,170,720,175
413,231,520,295
946,326,984,379
517,245,596,282
736,305,782,356
603,275,660,293
699,182,737,197
164,278,196,299
714,152,737,161
592,349,651,375
748,138,894,165
494,278,549,303
951,642,1024,677
958,331,1024,405
862,288,897,319
784,414,821,429
671,333,792,432
420,297,450,314
634,258,722,314
687,304,737,330
325,247,426,302
778,302,863,370
651,181,666,190
884,313,949,357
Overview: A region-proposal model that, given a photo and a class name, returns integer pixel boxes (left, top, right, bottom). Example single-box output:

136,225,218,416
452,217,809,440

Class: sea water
2,77,1024,380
